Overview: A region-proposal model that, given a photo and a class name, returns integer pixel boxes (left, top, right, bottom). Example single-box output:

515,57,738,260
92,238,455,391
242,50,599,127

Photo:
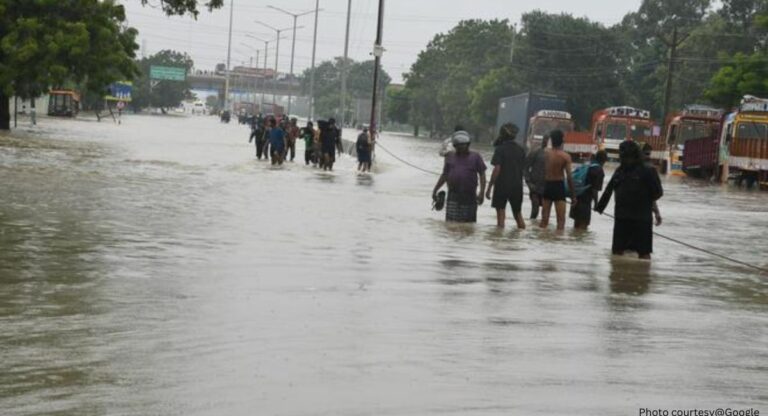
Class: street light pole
224,0,234,112
255,21,294,112
341,0,352,128
267,6,314,118
309,0,320,121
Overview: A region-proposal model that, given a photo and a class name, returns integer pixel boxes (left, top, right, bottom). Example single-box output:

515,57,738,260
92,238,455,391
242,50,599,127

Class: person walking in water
540,130,576,231
286,118,300,162
570,150,608,230
249,114,267,160
432,131,487,223
301,121,317,166
321,118,341,171
596,141,663,259
641,143,663,226
356,127,372,173
268,118,286,166
486,123,526,229
524,134,548,219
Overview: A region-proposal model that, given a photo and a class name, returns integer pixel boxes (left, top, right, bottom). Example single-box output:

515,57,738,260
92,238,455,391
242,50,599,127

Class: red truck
665,105,723,178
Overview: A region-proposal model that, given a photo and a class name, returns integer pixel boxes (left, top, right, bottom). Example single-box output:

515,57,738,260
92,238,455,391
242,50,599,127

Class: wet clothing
269,127,285,155
321,126,340,155
543,180,566,201
490,141,526,214
301,128,316,165
356,133,371,163
446,192,478,223
443,152,486,196
569,164,605,225
524,147,547,195
286,125,299,161
597,164,663,255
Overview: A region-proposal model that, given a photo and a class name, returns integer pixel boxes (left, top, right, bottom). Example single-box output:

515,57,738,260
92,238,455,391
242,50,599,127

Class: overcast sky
123,0,642,83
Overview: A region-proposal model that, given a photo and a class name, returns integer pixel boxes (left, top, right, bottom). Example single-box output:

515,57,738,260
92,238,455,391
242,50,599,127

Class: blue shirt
269,127,285,147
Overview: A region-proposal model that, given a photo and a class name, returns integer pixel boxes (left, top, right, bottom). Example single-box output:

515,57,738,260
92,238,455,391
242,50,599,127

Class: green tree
468,67,521,135
385,87,410,125
300,58,390,120
705,11,768,107
132,49,194,112
0,0,139,129
139,0,224,17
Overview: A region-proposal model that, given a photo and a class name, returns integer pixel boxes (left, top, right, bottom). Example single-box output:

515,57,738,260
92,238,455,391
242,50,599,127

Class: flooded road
1,115,767,415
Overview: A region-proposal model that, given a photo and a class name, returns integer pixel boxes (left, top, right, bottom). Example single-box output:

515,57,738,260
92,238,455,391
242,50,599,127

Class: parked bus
47,90,80,117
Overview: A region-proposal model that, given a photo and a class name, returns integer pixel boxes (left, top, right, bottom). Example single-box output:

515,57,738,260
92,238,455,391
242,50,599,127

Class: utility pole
309,0,320,121
510,24,516,63
369,0,385,139
661,24,688,126
224,0,234,112
340,0,352,127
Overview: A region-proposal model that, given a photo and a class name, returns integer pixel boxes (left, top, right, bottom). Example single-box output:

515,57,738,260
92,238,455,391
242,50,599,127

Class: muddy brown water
1,115,766,415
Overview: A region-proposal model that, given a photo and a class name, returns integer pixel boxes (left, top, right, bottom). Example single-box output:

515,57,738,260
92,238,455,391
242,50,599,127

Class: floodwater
1,115,766,416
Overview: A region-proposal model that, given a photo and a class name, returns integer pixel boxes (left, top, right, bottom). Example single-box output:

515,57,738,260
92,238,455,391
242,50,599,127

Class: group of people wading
432,124,664,259
248,115,374,173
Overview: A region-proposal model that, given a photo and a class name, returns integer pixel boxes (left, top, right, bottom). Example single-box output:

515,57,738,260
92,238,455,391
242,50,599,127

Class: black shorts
543,180,566,202
492,186,523,214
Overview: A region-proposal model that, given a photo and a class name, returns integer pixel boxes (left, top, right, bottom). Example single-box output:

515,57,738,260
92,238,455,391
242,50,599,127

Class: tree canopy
132,50,195,111
0,0,222,129
300,58,391,120
397,0,768,140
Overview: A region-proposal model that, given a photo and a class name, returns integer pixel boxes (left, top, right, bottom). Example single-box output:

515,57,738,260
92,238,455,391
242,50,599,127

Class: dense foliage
0,0,221,129
398,0,768,139
132,50,195,111
300,58,391,120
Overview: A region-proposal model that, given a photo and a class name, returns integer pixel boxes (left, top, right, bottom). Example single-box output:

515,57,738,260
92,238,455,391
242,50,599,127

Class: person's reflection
609,257,651,295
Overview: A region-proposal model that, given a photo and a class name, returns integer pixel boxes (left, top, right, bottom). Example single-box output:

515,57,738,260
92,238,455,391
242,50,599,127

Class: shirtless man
540,130,576,231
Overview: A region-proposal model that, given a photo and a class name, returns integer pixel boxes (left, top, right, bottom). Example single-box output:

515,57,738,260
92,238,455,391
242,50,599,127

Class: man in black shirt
486,123,526,229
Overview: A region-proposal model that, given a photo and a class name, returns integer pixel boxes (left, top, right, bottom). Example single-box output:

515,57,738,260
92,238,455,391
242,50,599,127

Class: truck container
496,93,567,149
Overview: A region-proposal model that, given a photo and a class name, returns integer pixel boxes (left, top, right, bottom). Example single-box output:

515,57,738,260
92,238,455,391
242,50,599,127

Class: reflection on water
1,116,767,415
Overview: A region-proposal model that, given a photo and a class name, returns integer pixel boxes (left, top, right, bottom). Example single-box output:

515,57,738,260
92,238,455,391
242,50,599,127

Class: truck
591,106,657,154
496,93,567,149
721,95,768,188
664,105,723,178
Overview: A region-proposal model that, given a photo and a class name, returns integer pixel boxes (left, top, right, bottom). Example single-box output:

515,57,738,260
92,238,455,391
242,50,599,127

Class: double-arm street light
246,33,284,110
254,21,298,111
266,5,318,117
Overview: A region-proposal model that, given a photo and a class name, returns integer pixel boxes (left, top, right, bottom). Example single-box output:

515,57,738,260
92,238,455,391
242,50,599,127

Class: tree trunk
0,91,10,130
413,125,419,137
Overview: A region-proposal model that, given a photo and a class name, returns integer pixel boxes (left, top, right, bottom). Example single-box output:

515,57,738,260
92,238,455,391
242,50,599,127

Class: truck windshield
605,123,627,140
630,123,652,139
736,122,768,140
531,119,573,137
680,121,716,142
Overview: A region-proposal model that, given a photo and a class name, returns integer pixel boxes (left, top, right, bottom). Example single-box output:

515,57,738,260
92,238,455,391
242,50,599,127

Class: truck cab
723,95,768,187
593,106,654,154
666,105,722,177
526,110,575,150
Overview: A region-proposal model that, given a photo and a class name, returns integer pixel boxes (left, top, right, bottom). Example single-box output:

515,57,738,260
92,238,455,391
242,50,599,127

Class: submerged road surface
1,115,767,415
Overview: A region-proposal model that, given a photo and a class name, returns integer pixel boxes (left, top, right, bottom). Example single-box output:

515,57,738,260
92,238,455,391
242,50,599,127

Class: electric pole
340,0,352,127
309,0,320,121
224,0,234,112
369,0,385,136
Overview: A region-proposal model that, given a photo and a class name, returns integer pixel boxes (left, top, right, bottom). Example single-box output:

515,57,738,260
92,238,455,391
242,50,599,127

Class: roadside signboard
150,65,187,81
105,81,132,102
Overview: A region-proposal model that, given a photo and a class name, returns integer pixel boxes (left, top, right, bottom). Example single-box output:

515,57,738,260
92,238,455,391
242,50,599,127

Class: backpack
565,162,599,197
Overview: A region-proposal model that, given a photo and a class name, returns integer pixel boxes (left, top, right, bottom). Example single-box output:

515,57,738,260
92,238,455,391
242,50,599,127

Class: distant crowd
246,114,374,172
432,124,664,259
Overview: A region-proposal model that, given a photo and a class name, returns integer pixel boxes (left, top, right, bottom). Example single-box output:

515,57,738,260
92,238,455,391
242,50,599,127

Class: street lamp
266,5,318,118
240,42,261,105
247,33,285,113
309,0,320,121
254,20,296,112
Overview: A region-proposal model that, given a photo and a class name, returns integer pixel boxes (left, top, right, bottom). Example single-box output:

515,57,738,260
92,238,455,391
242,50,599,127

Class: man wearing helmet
432,131,487,223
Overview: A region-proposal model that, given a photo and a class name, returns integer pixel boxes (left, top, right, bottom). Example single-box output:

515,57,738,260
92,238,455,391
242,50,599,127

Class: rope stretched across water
374,139,768,275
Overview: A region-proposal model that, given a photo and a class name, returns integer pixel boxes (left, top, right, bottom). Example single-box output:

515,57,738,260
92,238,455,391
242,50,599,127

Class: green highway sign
150,65,186,81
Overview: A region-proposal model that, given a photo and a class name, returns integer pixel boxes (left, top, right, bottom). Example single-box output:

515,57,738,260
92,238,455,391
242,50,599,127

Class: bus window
605,123,627,140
